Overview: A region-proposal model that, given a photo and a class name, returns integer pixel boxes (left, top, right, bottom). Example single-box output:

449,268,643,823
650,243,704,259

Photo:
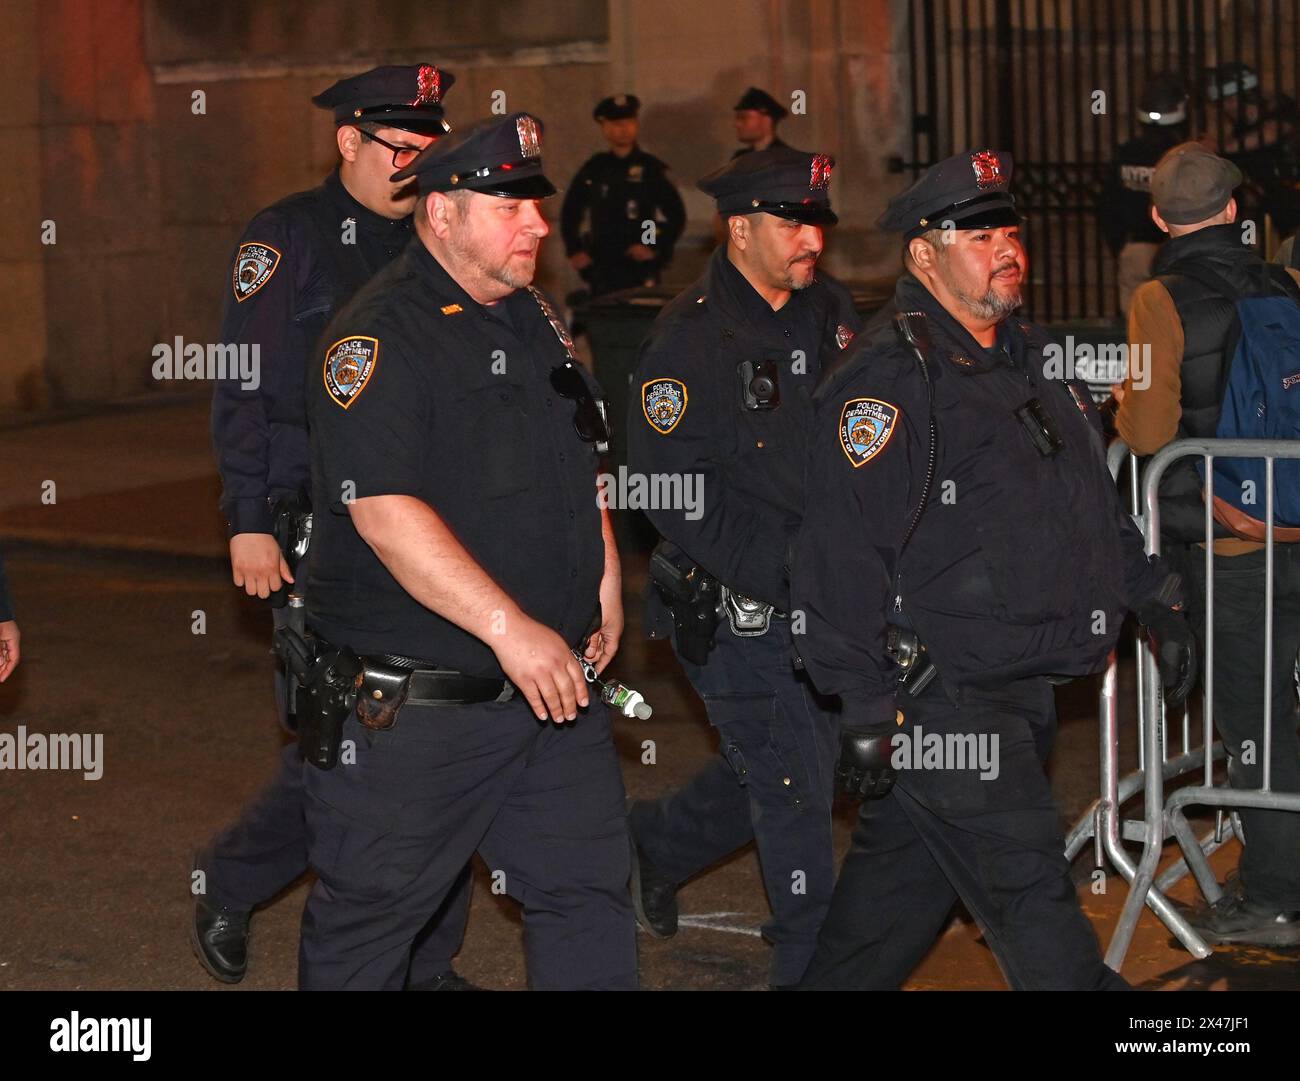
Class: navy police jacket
792,274,1166,728
629,247,860,613
212,169,412,536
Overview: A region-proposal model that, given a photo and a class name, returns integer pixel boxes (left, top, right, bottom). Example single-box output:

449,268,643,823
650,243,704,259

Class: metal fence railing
1064,437,1300,970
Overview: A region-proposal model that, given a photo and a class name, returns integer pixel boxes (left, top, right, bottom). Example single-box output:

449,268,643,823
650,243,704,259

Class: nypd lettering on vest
643,378,688,435
839,397,899,467
324,335,379,409
232,242,281,302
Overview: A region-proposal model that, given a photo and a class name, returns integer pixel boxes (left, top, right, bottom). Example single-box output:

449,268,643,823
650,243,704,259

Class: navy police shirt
306,238,607,673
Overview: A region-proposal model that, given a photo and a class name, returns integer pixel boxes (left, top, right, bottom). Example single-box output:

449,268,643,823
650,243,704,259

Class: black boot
628,830,679,939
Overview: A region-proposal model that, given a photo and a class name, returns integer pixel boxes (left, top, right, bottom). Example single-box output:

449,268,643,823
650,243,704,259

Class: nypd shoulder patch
232,241,281,302
642,377,688,435
323,336,379,409
839,397,899,467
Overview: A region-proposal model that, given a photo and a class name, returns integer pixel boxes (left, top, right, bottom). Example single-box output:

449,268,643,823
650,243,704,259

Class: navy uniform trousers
202,607,473,985
630,620,840,987
298,697,637,991
800,676,1128,991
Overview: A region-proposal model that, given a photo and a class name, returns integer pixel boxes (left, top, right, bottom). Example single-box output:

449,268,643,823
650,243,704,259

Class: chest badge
839,397,899,467
835,324,855,350
1065,382,1091,415
642,378,688,435
627,163,644,183
323,336,379,409
232,241,281,302
441,303,463,315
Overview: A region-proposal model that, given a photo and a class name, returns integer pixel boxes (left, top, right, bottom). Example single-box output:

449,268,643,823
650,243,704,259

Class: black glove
836,726,898,799
1135,574,1197,707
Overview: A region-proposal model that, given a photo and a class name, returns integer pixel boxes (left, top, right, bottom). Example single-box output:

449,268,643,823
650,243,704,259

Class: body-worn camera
1014,397,1064,458
738,359,781,410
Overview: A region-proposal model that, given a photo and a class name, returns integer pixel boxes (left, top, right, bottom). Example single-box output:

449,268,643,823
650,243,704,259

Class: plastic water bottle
601,680,652,720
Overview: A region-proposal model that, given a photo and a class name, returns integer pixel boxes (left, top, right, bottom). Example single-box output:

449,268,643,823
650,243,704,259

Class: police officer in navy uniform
299,113,636,990
732,87,791,158
198,64,477,990
1101,74,1189,316
790,150,1195,990
561,94,686,296
625,147,860,988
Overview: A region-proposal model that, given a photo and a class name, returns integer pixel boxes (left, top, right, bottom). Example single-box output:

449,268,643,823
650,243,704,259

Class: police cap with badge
594,94,640,121
312,63,453,135
698,145,838,225
878,149,1023,240
391,112,555,197
734,86,788,120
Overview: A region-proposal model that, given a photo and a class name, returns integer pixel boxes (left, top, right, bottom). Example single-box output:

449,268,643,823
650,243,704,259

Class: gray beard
956,282,1022,321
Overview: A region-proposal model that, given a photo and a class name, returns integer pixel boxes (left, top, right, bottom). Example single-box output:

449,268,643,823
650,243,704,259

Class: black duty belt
367,653,515,705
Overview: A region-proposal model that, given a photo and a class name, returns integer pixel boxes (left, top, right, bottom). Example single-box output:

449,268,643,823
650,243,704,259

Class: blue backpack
1176,263,1300,540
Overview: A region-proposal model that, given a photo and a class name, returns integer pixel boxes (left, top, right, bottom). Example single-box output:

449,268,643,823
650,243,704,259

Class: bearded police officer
198,64,476,990
626,147,860,988
561,94,686,296
298,113,635,990
791,150,1195,990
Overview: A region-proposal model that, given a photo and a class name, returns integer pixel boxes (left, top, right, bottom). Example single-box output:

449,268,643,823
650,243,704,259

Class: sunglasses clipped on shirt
550,360,611,454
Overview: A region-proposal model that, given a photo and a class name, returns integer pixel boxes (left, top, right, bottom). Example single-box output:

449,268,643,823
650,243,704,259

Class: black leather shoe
407,972,484,991
628,831,678,939
191,897,251,984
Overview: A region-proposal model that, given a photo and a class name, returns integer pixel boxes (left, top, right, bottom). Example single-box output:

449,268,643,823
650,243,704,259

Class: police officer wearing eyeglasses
791,150,1194,990
298,113,636,990
197,64,479,990
625,147,860,989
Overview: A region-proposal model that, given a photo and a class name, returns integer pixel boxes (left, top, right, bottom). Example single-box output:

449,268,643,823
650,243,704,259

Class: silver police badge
835,324,855,350
232,241,281,302
323,335,379,409
839,397,899,467
642,378,688,435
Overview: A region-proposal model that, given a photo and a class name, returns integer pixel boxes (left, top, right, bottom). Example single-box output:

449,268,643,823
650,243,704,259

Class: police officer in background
791,150,1195,990
732,87,791,158
299,114,635,990
626,148,860,989
1101,74,1189,316
561,94,686,296
198,64,475,990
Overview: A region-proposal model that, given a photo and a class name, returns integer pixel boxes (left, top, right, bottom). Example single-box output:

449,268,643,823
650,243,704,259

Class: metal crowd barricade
1064,437,1300,970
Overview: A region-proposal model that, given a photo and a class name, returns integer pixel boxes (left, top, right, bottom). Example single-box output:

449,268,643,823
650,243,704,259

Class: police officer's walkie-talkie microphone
571,650,653,720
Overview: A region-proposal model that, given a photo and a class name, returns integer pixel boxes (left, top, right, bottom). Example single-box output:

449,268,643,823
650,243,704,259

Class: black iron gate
900,0,1300,321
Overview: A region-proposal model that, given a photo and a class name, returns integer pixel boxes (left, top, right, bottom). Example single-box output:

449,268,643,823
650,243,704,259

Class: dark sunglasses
550,361,611,452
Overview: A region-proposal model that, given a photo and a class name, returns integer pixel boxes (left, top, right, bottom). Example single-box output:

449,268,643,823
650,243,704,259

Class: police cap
877,149,1022,240
733,86,788,120
594,94,640,121
698,145,838,226
312,64,454,136
390,112,555,198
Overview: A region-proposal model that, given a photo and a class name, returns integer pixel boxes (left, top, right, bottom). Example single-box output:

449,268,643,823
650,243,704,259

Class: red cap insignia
810,153,834,190
411,65,443,106
971,150,1003,189
516,115,542,160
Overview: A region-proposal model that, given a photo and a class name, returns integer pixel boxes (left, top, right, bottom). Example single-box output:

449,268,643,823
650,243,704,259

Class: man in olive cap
1118,142,1300,948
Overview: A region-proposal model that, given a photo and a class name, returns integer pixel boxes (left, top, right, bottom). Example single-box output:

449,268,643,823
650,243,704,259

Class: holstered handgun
275,629,361,770
648,544,721,666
